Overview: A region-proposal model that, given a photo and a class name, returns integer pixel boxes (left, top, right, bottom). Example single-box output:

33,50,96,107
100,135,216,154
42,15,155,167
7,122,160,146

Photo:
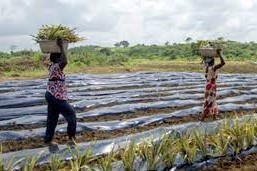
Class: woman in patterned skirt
199,49,225,121
44,38,77,145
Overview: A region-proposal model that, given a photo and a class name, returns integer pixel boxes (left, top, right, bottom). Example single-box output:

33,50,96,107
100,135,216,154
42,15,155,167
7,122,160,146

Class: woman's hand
57,38,63,48
216,48,222,57
214,48,225,71
57,38,67,69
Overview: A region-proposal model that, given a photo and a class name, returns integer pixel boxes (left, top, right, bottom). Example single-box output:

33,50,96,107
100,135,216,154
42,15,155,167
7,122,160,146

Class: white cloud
225,18,241,30
1,0,257,51
238,0,254,9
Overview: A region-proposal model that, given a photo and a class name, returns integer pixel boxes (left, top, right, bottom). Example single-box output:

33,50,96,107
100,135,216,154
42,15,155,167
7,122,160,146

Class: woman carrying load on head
199,48,225,121
44,38,77,145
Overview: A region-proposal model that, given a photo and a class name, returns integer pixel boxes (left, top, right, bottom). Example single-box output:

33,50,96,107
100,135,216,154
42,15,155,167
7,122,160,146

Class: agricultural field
1,71,257,170
3,0,257,169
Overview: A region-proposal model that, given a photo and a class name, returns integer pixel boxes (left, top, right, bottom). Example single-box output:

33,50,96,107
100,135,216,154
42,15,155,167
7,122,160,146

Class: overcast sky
0,0,257,51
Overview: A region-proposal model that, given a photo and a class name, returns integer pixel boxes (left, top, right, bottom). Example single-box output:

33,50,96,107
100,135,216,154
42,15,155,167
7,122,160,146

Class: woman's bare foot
212,114,218,120
198,113,205,121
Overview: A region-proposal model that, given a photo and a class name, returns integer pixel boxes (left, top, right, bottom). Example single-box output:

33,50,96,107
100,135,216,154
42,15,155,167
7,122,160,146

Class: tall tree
114,42,121,47
217,37,224,41
120,40,129,48
185,37,193,43
10,45,17,54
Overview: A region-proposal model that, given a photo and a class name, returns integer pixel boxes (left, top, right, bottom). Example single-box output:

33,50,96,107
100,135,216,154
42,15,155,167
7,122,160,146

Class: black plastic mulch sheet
1,72,257,169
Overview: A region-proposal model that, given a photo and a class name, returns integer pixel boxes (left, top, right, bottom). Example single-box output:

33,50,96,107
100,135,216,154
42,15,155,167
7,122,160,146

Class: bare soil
209,153,257,171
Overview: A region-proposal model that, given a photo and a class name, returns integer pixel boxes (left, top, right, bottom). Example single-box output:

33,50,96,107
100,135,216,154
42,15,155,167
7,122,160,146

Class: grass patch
1,59,257,82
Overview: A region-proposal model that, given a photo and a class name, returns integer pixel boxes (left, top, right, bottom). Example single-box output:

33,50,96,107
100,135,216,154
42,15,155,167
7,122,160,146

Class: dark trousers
44,91,77,143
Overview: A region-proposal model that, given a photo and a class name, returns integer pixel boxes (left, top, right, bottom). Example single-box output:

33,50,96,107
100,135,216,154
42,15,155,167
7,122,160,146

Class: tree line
1,39,257,62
